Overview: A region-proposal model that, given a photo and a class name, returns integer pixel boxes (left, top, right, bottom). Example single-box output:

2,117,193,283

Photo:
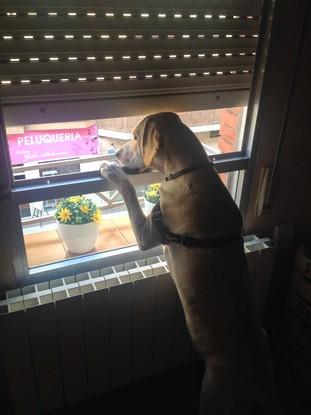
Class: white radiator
0,235,275,415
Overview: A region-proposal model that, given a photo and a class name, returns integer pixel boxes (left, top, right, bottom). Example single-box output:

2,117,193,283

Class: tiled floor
24,216,136,267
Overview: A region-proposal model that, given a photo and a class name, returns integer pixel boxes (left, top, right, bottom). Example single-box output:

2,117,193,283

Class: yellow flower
57,207,72,223
80,204,89,214
148,190,158,198
150,183,160,191
68,196,81,203
92,209,102,223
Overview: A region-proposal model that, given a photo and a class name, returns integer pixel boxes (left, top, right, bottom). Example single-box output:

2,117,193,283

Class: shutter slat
0,57,255,79
0,73,253,101
0,38,257,55
1,16,259,32
1,1,263,14
0,1,262,102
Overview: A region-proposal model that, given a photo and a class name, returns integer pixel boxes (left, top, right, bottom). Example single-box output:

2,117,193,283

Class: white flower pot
144,198,157,216
57,222,100,254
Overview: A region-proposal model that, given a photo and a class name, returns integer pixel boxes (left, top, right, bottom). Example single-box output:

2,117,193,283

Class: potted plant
55,195,102,254
144,183,160,215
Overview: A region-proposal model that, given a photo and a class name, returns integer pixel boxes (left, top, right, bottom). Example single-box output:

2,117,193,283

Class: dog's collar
164,159,212,182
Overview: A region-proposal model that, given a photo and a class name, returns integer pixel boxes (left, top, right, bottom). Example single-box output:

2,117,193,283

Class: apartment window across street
0,0,264,283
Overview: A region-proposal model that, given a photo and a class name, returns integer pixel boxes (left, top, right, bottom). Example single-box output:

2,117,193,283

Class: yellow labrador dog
101,112,283,415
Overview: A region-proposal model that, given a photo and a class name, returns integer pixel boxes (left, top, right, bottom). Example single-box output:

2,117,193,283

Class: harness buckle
165,233,191,247
179,234,192,247
163,233,177,245
165,234,179,244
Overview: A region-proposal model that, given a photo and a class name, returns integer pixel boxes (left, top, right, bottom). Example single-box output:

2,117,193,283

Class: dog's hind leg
199,364,239,415
199,362,285,415
199,367,224,415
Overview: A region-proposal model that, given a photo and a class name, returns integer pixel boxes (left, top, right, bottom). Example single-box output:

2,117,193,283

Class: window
0,1,264,284
7,108,246,182
8,108,245,269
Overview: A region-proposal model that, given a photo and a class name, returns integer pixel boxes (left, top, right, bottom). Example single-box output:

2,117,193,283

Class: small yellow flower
68,196,81,203
80,204,89,214
92,209,102,223
147,189,159,199
150,183,160,191
57,207,72,223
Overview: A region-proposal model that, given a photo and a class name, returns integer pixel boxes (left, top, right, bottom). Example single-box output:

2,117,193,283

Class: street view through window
6,108,247,267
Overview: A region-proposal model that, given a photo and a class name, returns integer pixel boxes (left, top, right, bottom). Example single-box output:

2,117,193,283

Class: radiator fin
0,236,275,414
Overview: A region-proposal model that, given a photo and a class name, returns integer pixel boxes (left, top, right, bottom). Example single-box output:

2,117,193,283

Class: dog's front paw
100,161,130,192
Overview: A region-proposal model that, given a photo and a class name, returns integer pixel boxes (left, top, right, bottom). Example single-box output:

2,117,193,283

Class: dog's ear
140,119,161,167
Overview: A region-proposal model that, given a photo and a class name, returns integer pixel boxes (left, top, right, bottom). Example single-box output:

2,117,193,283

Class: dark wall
244,1,311,241
242,0,311,338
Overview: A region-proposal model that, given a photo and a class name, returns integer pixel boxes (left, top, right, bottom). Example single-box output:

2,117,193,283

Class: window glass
22,188,146,268
7,107,247,182
21,171,242,268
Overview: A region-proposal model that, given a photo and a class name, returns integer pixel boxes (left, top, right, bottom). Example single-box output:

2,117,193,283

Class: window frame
11,153,249,204
4,89,251,198
2,119,250,285
0,0,273,287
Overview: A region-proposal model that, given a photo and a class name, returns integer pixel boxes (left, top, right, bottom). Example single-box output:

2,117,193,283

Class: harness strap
163,232,243,248
151,203,242,248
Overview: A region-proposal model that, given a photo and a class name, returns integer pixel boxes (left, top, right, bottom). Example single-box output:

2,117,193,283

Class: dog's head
116,112,181,174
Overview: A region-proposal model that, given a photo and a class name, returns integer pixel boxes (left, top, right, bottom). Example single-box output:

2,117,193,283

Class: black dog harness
152,160,243,248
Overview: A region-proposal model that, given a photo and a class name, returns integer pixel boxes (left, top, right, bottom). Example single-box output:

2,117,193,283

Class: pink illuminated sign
7,124,98,165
